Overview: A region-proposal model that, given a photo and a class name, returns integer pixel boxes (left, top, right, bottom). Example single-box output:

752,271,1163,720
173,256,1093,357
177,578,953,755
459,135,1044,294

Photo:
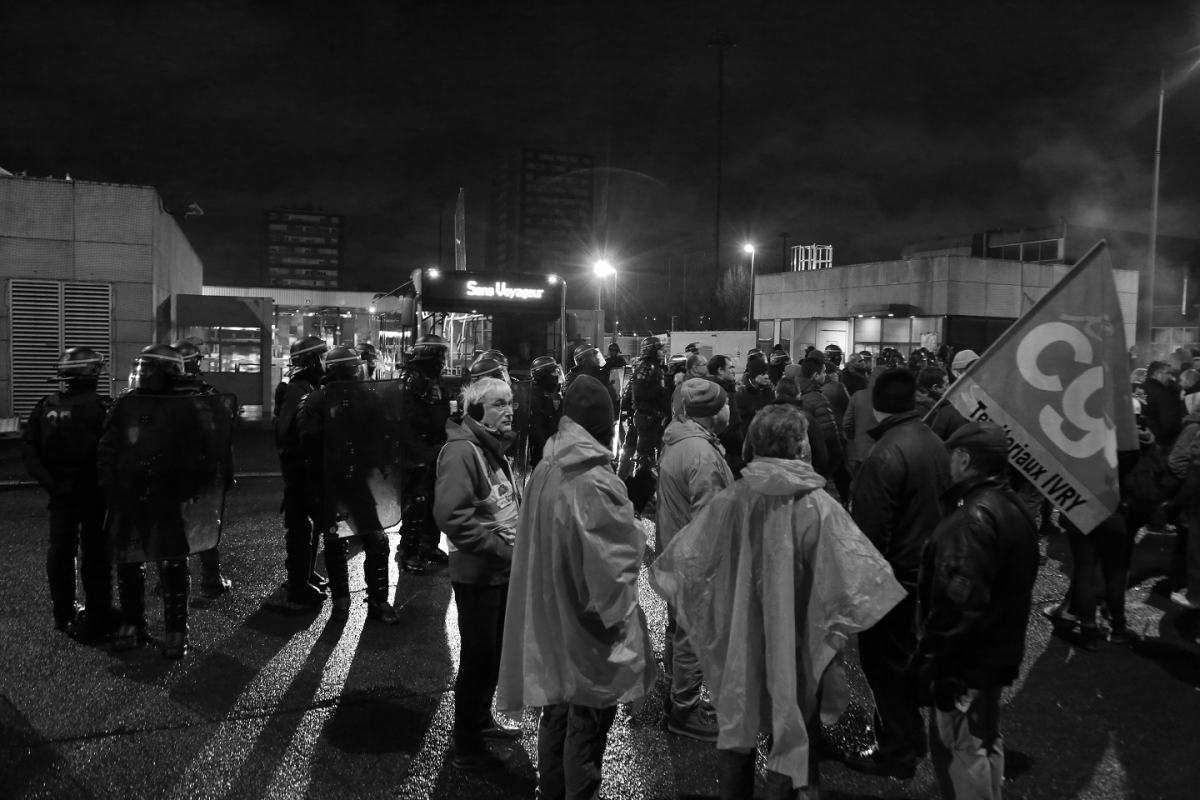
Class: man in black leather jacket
913,420,1039,800
848,367,951,779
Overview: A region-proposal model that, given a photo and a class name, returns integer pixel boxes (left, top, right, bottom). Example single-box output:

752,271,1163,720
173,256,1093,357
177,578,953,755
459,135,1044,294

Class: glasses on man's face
489,398,517,412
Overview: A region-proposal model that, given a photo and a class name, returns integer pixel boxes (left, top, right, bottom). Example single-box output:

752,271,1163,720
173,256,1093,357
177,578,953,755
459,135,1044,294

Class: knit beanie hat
872,367,917,414
782,363,804,383
745,358,769,382
681,378,728,418
563,375,614,446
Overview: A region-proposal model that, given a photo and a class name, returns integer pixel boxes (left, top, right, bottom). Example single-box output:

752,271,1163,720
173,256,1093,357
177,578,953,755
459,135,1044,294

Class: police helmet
129,344,185,392
770,350,792,366
325,345,364,382
747,348,765,363
684,342,700,355
823,343,843,366
469,357,506,381
480,349,508,367
531,355,558,378
54,346,106,380
356,341,378,362
171,338,205,375
574,343,599,365
289,335,329,370
411,334,449,362
608,342,621,354
640,336,663,358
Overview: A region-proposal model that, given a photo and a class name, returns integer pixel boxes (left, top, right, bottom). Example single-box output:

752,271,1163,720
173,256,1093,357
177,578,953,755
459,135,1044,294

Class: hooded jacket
850,410,952,583
433,417,518,585
917,475,1039,688
1168,409,1200,478
650,457,904,789
657,418,735,549
496,417,655,712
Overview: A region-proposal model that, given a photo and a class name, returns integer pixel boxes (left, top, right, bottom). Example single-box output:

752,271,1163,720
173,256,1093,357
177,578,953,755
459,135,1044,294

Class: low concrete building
0,175,202,421
752,255,1138,360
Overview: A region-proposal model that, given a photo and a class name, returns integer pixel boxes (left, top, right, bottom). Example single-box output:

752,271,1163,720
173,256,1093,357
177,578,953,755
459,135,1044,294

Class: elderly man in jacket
848,368,952,779
652,405,905,799
497,375,655,799
433,377,523,772
658,379,735,742
914,421,1039,799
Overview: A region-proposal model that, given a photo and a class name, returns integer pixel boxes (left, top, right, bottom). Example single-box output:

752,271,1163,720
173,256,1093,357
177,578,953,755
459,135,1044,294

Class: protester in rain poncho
651,404,905,797
497,375,655,800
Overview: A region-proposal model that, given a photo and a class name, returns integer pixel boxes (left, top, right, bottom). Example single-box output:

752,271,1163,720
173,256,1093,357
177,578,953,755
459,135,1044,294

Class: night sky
4,1,1200,326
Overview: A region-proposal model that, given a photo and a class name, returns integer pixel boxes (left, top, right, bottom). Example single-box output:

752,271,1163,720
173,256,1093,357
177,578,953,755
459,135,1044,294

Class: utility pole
780,231,790,271
709,31,736,303
1147,69,1165,349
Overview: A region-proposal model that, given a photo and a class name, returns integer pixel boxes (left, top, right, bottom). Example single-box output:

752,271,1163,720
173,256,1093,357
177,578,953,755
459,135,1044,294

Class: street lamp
593,259,616,348
549,274,568,365
743,243,756,331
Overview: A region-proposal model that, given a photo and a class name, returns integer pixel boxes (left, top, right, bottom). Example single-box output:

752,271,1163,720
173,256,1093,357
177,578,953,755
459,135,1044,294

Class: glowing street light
548,275,568,364
593,259,617,347
427,268,440,279
743,243,756,331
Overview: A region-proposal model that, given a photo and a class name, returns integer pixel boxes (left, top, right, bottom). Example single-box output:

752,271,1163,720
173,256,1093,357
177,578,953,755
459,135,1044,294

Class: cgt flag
942,241,1136,534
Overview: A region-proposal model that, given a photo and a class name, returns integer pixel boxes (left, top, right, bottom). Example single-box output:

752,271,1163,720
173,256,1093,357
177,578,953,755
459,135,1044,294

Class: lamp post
1147,69,1164,350
743,243,756,331
593,260,616,351
549,274,568,366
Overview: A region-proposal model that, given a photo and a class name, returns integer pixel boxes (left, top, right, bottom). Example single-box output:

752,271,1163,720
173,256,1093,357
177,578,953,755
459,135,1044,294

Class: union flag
942,241,1136,534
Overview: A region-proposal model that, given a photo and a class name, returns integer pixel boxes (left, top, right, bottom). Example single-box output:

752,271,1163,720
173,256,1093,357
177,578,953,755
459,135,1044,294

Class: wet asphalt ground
2,477,1199,799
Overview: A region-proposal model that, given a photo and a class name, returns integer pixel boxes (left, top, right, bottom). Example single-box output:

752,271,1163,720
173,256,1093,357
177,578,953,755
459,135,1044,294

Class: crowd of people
29,329,1177,800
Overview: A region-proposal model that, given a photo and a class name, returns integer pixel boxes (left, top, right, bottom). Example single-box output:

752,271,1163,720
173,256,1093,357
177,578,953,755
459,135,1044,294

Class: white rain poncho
497,417,656,714
650,456,905,788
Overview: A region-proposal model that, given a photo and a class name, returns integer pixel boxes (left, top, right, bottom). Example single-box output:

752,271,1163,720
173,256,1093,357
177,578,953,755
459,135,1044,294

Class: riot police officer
100,344,229,659
172,338,233,598
468,354,507,383
566,343,618,420
22,347,114,640
526,355,563,470
398,334,452,575
273,335,329,606
628,335,671,469
298,347,399,624
477,349,510,383
356,341,379,378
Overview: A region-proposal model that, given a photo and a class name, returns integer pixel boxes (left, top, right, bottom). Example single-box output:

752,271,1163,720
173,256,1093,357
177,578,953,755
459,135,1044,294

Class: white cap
951,349,980,370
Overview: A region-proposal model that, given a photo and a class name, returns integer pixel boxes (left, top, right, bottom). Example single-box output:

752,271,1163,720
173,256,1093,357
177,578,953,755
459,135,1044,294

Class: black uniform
274,371,322,592
628,356,671,467
398,361,451,563
22,385,113,630
527,377,563,470
175,375,232,591
297,379,391,608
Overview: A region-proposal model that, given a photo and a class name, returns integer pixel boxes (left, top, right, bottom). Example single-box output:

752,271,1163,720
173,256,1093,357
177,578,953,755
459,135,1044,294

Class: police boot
364,533,399,625
114,562,148,651
399,523,427,575
198,547,232,598
323,534,352,621
161,559,190,660
46,543,79,630
285,517,324,606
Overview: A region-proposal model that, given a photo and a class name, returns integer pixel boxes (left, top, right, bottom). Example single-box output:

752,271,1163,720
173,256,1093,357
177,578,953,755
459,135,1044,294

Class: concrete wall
754,256,1139,347
0,177,204,413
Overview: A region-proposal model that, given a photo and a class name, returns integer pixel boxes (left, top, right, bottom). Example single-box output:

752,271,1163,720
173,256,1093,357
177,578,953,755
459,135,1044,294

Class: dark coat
841,367,869,397
915,392,969,441
916,475,1039,688
734,382,774,442
770,397,830,477
1143,376,1184,448
798,379,844,466
707,374,744,475
851,410,952,583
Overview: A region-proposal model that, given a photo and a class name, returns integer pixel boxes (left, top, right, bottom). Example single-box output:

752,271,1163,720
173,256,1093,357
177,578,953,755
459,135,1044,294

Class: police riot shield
323,378,406,538
109,393,236,563
510,379,533,479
